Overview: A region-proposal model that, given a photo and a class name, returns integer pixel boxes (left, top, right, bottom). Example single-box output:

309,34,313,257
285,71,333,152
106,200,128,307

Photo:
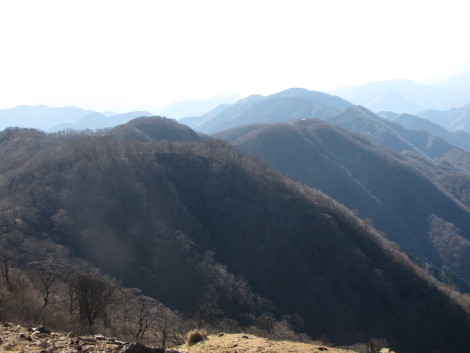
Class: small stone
36,326,51,335
123,342,159,353
39,340,51,348
108,338,125,344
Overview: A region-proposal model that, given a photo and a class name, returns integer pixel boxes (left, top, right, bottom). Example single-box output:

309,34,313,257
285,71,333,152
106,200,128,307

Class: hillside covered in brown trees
1,117,470,353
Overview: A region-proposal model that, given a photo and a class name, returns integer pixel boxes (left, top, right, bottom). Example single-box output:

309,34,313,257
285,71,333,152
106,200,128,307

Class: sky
1,0,470,112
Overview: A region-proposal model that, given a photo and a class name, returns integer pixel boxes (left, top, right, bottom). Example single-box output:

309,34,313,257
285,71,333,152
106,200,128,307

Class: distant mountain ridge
418,103,470,133
158,94,242,119
180,88,470,158
49,110,153,131
0,105,153,132
182,88,352,133
332,73,470,116
390,113,470,151
0,96,244,132
332,80,426,113
0,105,95,131
325,106,459,158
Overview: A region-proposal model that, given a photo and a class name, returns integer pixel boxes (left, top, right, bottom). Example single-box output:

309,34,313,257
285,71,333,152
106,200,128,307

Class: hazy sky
1,0,470,112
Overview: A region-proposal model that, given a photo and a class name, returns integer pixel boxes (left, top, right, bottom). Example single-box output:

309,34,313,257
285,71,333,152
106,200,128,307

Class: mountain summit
181,88,352,133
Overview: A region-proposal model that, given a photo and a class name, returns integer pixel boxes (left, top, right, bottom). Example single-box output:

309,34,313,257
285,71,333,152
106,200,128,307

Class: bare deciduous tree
135,297,157,341
0,250,11,291
69,274,114,333
38,265,57,308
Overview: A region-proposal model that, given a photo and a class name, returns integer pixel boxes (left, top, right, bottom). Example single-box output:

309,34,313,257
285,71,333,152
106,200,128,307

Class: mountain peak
181,88,352,133
112,116,202,142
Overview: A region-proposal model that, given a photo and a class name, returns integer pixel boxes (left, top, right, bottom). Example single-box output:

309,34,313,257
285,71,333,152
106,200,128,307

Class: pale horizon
1,0,470,112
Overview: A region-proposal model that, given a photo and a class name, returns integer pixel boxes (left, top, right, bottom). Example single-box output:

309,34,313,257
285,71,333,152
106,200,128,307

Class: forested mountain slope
391,113,470,151
1,117,470,352
418,103,470,132
326,106,457,158
214,119,470,282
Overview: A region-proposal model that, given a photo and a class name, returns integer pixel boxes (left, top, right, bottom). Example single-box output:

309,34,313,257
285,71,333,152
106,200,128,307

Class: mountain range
0,105,96,131
157,94,242,119
417,103,470,133
1,117,470,352
3,73,470,134
0,105,153,132
180,87,470,158
0,96,242,133
180,88,352,133
325,106,462,158
4,83,470,352
214,116,470,282
388,113,470,150
181,85,470,141
331,73,470,116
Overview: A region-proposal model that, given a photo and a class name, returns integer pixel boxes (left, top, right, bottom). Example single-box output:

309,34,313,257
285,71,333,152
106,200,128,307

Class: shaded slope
447,103,470,132
1,118,470,352
418,103,470,133
392,114,470,151
325,106,419,153
215,119,470,280
326,106,457,158
438,148,470,172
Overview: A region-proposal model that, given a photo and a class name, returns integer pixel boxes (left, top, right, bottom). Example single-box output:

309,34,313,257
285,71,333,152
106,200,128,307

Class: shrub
186,329,207,346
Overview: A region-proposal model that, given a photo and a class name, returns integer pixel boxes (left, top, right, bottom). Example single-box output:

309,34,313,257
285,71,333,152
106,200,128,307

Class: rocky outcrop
0,322,178,353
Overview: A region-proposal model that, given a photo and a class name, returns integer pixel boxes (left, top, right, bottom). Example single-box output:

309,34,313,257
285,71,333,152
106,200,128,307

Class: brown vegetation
178,333,358,353
185,330,207,346
1,118,470,352
214,117,470,281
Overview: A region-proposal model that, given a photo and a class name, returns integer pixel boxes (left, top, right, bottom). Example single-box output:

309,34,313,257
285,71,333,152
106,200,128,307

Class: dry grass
177,333,359,353
186,329,208,346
